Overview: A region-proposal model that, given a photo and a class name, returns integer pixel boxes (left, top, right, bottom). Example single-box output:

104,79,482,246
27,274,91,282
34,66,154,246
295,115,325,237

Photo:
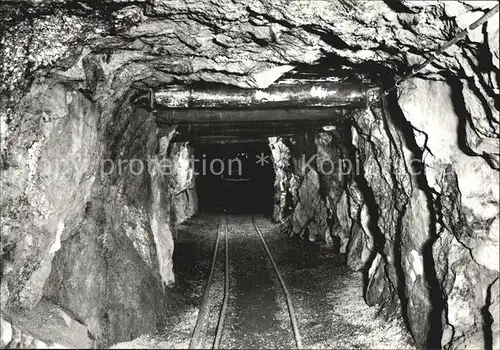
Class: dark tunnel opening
2,2,499,349
193,141,275,216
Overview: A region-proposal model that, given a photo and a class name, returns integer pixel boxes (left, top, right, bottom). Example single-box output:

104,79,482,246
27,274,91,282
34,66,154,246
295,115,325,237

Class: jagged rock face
269,135,333,244
269,137,297,222
169,142,198,225
2,298,94,348
1,86,177,346
1,0,499,349
2,0,499,109
394,79,499,348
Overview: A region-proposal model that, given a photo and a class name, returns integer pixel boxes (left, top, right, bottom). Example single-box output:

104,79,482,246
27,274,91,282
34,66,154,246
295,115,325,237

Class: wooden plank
155,107,353,123
157,119,343,131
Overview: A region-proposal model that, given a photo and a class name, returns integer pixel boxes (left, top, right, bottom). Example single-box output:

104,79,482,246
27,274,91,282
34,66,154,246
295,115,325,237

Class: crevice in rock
377,93,415,340
464,77,497,137
482,277,499,350
345,124,388,299
462,46,499,108
245,7,295,30
299,25,354,50
426,172,458,350
393,200,413,336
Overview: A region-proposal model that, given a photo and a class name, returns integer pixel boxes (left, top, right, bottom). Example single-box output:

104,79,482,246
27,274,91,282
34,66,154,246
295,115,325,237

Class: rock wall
322,78,499,349
0,79,179,347
269,137,296,223
393,78,498,349
1,298,93,348
270,76,499,349
1,83,102,312
169,142,198,225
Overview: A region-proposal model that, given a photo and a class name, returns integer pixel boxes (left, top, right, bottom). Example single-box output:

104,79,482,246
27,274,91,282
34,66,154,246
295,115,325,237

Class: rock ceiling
2,0,498,99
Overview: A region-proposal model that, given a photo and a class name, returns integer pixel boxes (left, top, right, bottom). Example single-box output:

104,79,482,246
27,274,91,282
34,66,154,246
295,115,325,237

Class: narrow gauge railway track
189,215,303,349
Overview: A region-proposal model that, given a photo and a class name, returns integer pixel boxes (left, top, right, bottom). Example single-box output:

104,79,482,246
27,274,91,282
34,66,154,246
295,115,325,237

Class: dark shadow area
381,0,416,13
481,277,498,350
445,75,482,157
194,142,275,216
280,55,372,82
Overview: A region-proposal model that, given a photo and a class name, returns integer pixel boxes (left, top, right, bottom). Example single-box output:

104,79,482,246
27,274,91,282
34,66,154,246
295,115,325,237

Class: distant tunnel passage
194,143,275,216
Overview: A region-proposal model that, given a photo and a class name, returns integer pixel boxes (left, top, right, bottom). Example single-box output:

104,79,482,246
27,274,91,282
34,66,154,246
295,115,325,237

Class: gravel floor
112,213,415,349
253,215,415,349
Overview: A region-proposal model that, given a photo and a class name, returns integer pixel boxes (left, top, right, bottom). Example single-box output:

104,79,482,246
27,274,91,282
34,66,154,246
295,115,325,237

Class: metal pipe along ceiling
133,81,377,123
153,82,376,109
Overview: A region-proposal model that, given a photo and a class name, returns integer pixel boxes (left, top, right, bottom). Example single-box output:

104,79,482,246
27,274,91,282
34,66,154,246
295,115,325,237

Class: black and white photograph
0,0,499,348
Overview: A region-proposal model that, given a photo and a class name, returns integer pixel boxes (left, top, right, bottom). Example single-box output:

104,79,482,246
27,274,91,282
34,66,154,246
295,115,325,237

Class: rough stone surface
41,105,177,347
269,134,333,244
273,75,499,348
1,298,92,348
394,78,499,349
269,137,294,223
3,0,498,94
292,169,330,242
0,318,12,348
0,87,178,347
1,83,102,311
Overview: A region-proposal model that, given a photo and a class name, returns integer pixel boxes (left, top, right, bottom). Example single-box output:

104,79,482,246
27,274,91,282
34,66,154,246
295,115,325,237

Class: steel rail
213,215,230,349
251,215,303,349
189,218,223,349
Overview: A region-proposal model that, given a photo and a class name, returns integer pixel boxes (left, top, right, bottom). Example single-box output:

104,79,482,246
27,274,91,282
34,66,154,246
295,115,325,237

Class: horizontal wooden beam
193,135,284,140
161,119,342,129
186,127,302,134
133,81,376,123
155,107,353,123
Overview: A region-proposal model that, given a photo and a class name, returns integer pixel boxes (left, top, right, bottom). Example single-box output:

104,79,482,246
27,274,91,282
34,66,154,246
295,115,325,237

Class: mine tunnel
1,1,499,349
